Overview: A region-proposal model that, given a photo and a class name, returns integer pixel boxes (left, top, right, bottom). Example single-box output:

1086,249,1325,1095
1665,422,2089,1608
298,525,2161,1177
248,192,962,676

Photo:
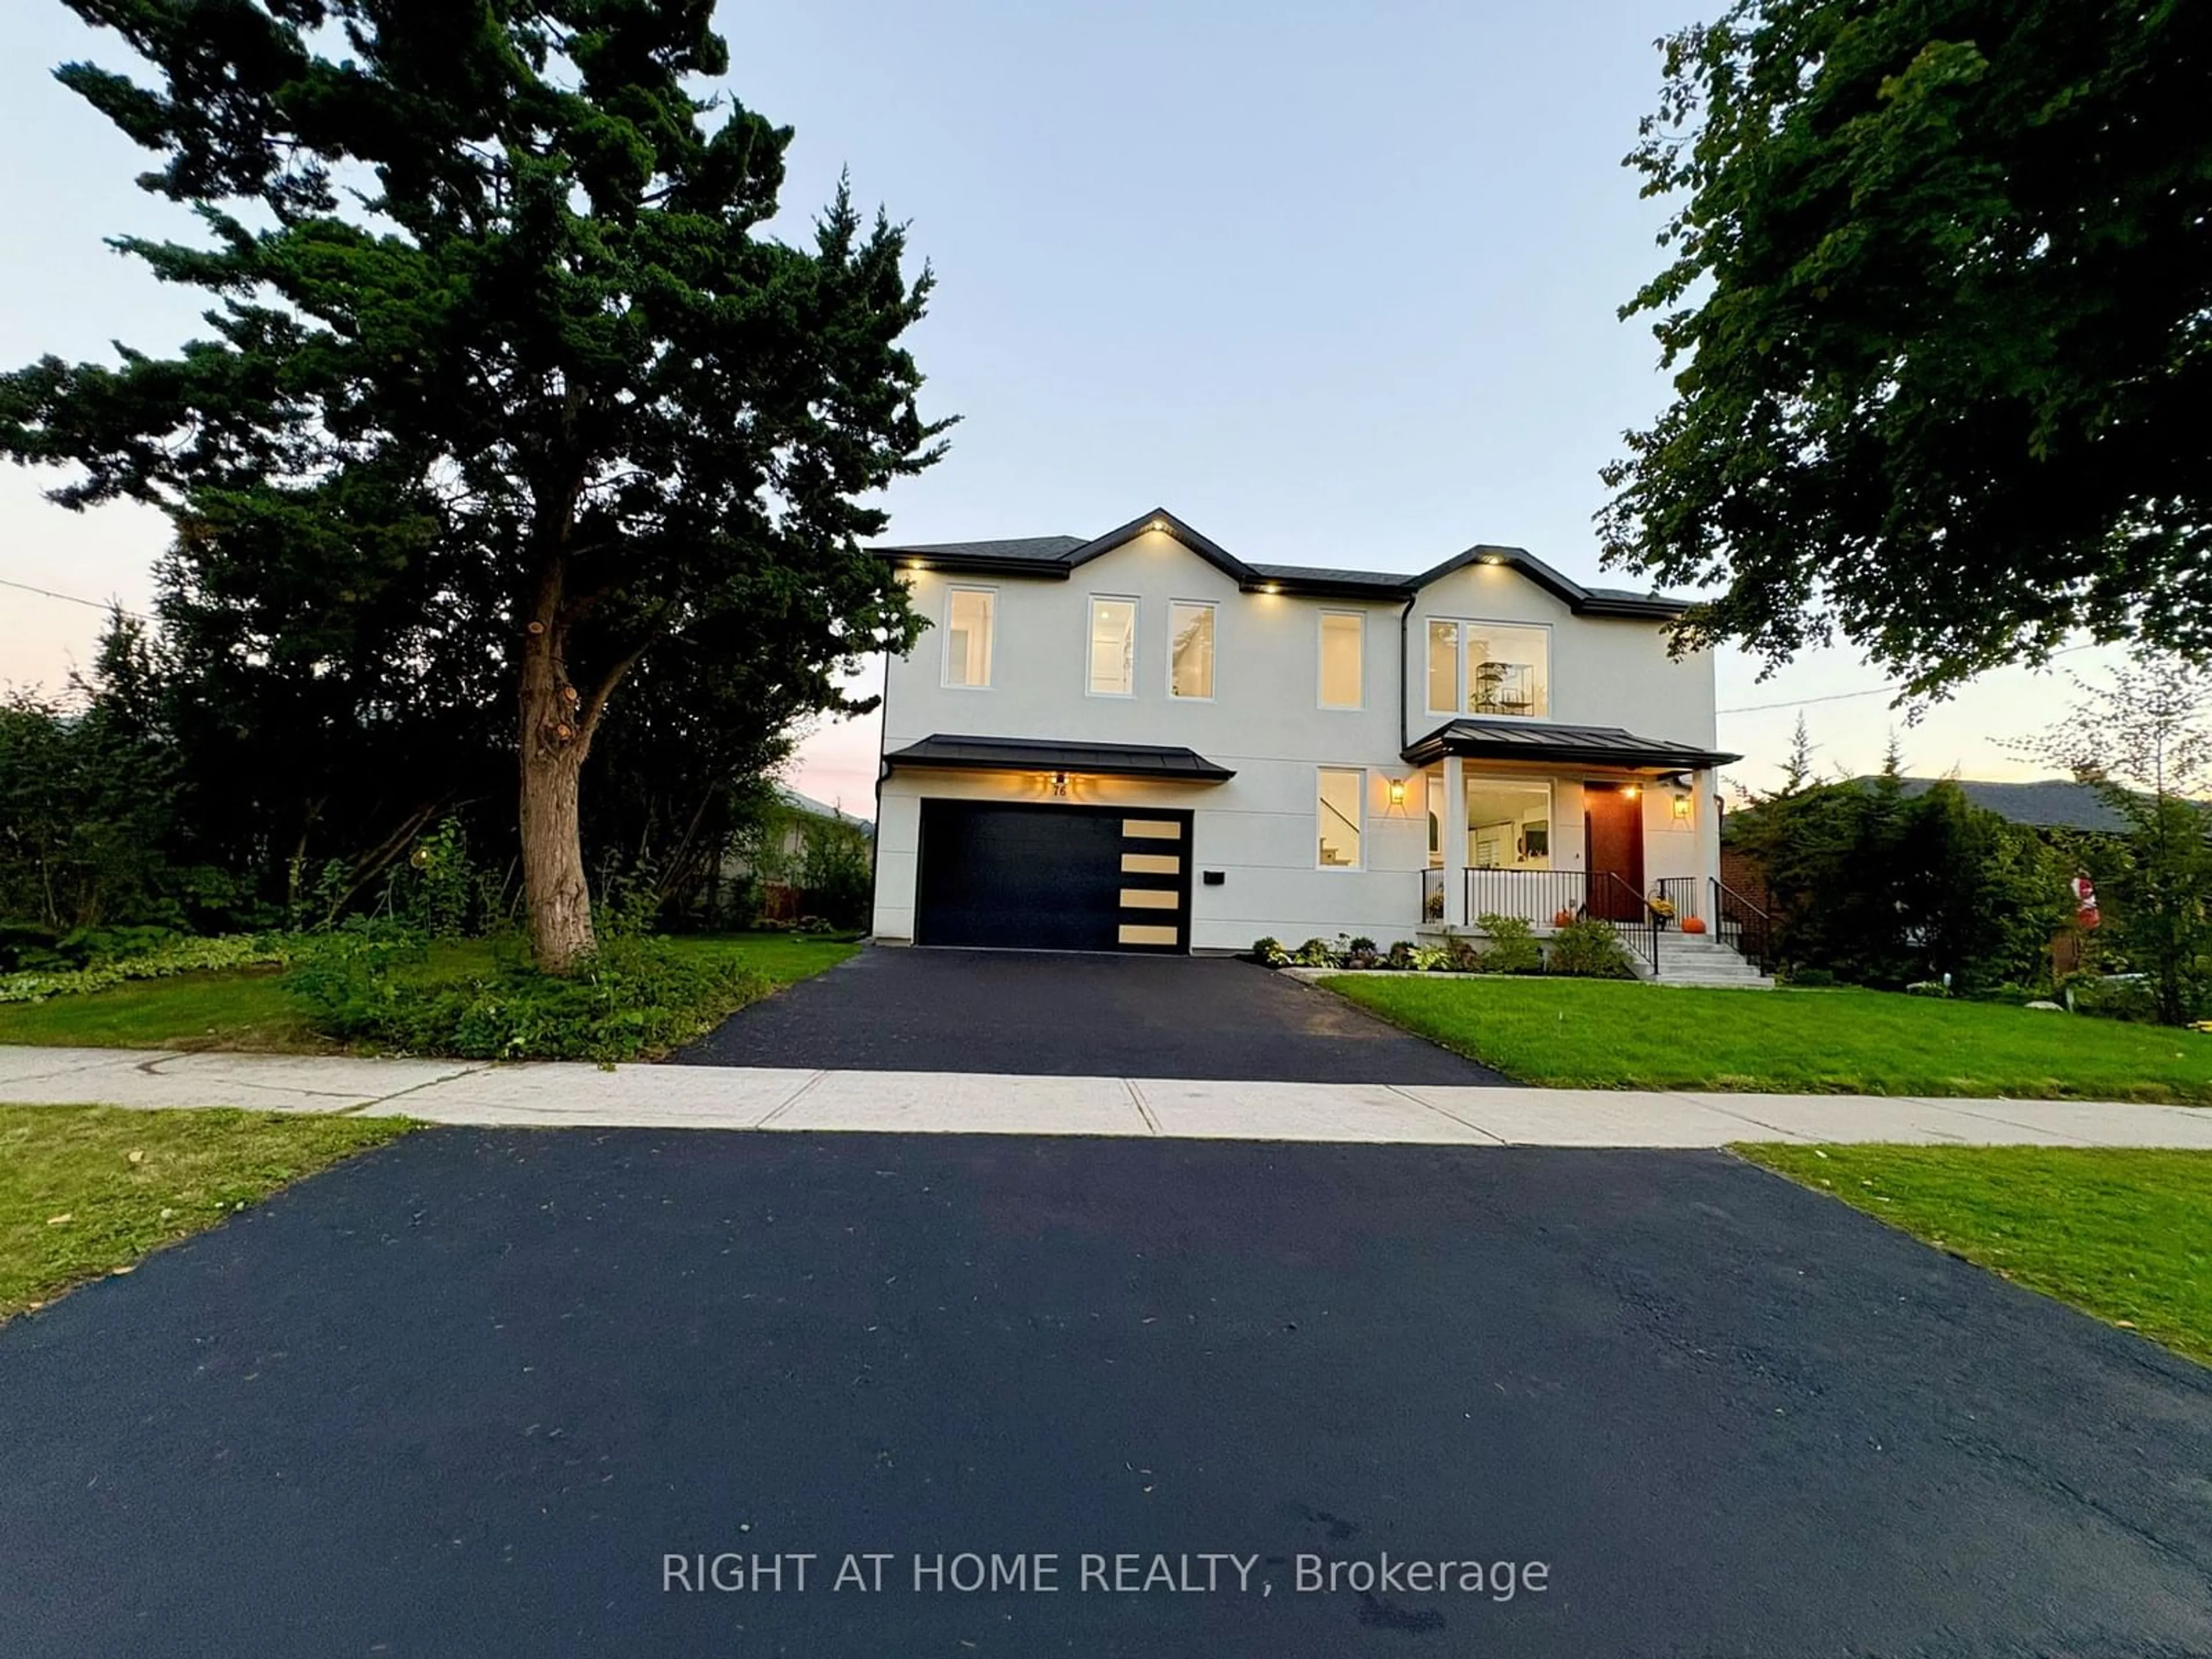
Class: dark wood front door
1584,784,1645,921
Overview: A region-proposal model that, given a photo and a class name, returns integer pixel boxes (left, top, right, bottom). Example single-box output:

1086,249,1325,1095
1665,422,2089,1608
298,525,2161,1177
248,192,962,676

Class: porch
1396,720,1763,982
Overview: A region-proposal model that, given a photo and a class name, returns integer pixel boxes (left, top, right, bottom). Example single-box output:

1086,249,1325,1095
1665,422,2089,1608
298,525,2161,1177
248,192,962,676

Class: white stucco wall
874,528,1722,950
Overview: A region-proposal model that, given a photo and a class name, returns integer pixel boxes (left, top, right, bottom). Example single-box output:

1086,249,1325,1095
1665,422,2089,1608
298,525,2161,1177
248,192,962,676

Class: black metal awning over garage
882,734,1237,783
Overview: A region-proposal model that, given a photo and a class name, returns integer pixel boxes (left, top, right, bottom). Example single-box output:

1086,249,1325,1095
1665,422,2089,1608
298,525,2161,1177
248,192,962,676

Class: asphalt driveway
675,945,1509,1083
3,1130,2208,1657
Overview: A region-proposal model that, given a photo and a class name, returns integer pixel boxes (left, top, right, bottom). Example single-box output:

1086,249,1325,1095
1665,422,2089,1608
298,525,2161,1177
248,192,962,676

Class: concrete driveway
674,946,1509,1084
2,1129,2207,1657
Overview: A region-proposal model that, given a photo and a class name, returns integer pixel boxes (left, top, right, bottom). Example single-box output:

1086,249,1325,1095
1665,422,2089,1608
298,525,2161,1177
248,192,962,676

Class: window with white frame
1425,619,1550,718
1317,767,1365,869
942,586,995,688
1319,611,1362,709
1169,601,1215,699
1088,597,1137,696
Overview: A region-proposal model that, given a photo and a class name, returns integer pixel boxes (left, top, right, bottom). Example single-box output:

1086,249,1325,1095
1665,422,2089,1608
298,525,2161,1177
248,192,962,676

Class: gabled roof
1404,718,1739,772
874,509,1690,617
882,733,1236,783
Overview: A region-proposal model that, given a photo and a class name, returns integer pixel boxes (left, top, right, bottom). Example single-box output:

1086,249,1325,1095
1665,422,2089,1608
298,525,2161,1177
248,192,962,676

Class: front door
1584,783,1645,921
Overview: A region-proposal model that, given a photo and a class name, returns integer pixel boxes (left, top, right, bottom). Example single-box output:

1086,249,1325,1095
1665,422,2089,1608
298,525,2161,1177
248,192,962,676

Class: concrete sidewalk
5,1043,2211,1147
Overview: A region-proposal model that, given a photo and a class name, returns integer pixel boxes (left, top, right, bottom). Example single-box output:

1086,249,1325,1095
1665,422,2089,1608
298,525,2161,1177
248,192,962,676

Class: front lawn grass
1321,976,2212,1103
0,931,861,1055
1738,1144,2212,1367
0,1104,410,1320
0,967,328,1053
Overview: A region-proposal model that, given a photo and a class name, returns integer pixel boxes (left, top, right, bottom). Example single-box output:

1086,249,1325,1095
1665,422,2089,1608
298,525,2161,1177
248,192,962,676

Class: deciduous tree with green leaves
1601,0,2210,695
2013,654,2212,1025
0,0,947,969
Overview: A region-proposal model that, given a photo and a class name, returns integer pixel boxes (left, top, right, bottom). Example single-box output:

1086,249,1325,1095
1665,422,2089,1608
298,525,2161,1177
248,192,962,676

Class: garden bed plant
1252,913,1636,979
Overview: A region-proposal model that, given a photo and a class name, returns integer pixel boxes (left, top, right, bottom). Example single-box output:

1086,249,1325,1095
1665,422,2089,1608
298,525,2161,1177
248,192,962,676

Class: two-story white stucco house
866,508,1743,960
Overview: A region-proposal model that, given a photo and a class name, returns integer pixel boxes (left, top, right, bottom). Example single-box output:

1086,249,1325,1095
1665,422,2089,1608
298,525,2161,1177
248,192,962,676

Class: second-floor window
1089,597,1137,696
942,586,995,688
1169,601,1215,699
1426,619,1550,718
1319,611,1362,709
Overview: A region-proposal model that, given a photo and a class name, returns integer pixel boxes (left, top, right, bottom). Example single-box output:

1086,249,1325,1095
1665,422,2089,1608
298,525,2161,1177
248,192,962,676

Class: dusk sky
0,0,2120,817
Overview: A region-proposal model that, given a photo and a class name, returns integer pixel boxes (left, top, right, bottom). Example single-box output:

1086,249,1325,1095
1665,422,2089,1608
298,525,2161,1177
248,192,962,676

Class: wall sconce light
1048,770,1070,797
1388,778,1407,807
1671,791,1692,820
1622,783,1641,799
906,560,927,573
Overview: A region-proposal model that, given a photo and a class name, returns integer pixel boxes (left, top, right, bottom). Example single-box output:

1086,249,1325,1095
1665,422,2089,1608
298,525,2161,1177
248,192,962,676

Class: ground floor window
1465,778,1551,868
1317,767,1364,869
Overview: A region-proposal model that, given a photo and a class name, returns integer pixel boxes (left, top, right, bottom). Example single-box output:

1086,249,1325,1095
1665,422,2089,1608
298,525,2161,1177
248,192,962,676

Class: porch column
1691,766,1719,921
1442,754,1468,926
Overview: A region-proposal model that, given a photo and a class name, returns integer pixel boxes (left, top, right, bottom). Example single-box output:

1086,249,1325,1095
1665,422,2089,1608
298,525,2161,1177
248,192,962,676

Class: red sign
2072,875,2101,931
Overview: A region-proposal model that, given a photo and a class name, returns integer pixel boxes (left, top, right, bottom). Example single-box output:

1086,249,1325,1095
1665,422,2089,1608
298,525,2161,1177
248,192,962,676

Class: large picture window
1169,601,1215,699
1317,767,1365,869
1464,778,1552,869
1088,597,1137,696
1319,611,1363,709
1425,619,1550,718
942,587,995,688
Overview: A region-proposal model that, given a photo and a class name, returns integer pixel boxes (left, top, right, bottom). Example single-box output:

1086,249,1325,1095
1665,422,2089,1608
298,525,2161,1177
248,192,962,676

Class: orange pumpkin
1680,916,1707,935
1552,909,1575,929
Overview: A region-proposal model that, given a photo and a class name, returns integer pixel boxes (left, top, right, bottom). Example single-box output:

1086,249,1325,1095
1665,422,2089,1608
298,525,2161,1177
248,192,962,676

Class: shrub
283,929,768,1062
1783,966,1837,988
1291,937,1341,968
1905,979,1950,998
1251,936,1290,967
796,821,873,930
1441,935,1483,973
1472,913,1543,974
1385,940,1421,971
2062,972,2162,1024
1409,944,1453,972
0,931,294,1005
1546,918,1637,979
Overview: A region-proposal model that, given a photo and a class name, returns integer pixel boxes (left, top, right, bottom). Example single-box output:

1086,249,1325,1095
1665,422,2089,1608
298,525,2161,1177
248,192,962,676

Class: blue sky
0,0,2118,812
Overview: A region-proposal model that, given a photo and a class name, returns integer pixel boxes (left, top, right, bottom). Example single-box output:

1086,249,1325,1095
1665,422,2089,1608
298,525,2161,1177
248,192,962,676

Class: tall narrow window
1426,620,1459,714
1088,598,1137,695
1169,601,1215,699
1317,767,1365,869
942,587,995,688
1319,612,1363,709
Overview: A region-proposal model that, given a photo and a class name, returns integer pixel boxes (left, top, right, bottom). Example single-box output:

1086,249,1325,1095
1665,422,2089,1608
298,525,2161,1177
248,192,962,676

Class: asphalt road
673,946,1512,1083
3,1130,2209,1657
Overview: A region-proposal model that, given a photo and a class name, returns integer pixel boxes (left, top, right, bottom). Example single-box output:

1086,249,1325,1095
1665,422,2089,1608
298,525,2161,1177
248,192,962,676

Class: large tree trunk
518,616,596,972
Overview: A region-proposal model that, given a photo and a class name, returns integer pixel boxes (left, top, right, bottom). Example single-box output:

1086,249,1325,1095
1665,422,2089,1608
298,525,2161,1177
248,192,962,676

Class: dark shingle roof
1870,777,2134,833
872,509,1690,616
1405,719,1739,771
877,535,1088,563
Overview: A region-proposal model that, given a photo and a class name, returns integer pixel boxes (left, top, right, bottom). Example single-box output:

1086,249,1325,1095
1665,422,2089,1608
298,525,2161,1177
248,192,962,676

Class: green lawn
1321,976,2212,1103
0,931,859,1055
1738,1144,2212,1366
0,1104,410,1320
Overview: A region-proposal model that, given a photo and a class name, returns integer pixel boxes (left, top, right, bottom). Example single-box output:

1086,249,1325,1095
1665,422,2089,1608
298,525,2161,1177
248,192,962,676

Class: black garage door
915,800,1192,952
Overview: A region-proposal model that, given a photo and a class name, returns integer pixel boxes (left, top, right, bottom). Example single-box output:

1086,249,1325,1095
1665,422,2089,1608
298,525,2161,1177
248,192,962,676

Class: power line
1718,642,2107,716
0,576,153,623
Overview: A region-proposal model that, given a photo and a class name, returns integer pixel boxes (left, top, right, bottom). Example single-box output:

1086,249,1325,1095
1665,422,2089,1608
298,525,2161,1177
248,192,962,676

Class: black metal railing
1462,868,1589,927
1653,876,1700,926
1594,872,1661,977
1710,877,1772,975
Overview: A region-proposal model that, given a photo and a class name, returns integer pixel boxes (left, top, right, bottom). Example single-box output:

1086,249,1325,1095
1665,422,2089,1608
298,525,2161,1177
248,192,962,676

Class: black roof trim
882,733,1236,783
1404,718,1738,772
1407,544,1690,618
869,513,1691,616
1060,507,1256,585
